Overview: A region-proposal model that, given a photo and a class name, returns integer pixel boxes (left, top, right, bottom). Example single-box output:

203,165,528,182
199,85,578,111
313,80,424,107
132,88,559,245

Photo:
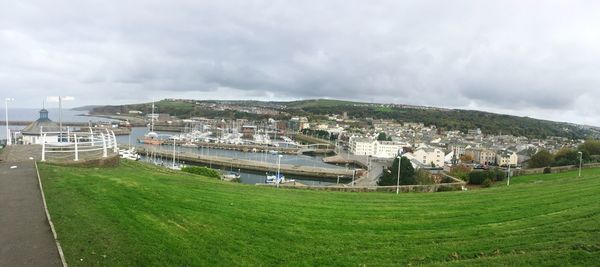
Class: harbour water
1,114,348,185
120,127,347,185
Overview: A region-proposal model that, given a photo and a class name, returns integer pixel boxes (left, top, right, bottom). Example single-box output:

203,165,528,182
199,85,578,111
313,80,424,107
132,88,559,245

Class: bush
482,178,493,188
492,168,505,181
181,166,221,179
468,171,487,185
468,170,497,184
449,165,472,181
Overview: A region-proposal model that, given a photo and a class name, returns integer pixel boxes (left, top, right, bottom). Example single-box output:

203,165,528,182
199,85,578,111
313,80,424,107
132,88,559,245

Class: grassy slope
39,161,600,266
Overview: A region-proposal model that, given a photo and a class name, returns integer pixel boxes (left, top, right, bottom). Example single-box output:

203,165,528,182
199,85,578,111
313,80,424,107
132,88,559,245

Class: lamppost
578,151,583,177
47,96,74,142
506,164,511,186
4,98,14,145
396,156,402,195
276,154,283,188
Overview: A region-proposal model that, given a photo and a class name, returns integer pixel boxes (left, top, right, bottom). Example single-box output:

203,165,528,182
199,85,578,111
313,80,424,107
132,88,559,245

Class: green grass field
38,161,600,266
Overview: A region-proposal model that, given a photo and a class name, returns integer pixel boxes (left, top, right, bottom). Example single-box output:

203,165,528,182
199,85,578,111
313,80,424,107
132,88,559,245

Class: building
466,148,497,165
349,137,407,158
349,137,376,156
374,141,408,158
409,146,444,167
21,109,61,144
241,125,256,139
496,150,518,166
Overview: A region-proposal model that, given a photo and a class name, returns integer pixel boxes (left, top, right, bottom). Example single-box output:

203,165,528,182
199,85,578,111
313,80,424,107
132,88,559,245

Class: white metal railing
41,127,118,162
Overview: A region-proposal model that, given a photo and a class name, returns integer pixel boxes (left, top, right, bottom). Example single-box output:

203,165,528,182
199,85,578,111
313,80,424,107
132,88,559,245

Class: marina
116,127,357,185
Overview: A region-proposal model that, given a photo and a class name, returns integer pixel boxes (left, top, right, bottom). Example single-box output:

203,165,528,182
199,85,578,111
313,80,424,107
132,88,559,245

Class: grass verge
38,160,600,266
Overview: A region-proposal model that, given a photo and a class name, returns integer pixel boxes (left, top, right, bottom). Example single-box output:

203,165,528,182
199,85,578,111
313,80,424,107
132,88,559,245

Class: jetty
160,141,334,155
136,147,355,180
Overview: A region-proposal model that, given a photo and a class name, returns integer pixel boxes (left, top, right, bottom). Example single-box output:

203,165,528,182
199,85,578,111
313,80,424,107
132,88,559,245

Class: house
349,137,408,158
466,148,497,165
374,141,408,158
409,146,444,167
496,150,518,166
349,137,376,156
241,125,256,139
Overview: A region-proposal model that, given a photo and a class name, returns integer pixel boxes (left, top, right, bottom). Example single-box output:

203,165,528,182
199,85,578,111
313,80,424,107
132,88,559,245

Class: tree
378,157,415,186
377,132,391,141
553,148,579,166
528,150,554,168
459,154,473,162
578,140,600,156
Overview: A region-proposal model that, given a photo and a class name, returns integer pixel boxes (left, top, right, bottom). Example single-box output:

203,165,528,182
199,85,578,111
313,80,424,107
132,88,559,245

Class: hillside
85,99,600,139
38,160,600,266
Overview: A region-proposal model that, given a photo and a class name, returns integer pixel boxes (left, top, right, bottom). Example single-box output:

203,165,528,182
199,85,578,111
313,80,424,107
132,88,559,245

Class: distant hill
71,105,103,111
82,98,600,139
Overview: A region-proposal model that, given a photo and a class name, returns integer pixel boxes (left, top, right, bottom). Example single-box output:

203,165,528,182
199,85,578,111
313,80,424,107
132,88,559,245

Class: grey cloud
2,1,600,125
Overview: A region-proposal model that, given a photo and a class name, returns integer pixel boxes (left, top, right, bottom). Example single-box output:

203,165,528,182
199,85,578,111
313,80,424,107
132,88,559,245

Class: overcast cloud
2,1,600,125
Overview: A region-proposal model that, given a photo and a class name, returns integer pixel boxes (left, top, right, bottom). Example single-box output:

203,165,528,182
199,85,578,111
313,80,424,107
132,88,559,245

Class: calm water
121,127,345,185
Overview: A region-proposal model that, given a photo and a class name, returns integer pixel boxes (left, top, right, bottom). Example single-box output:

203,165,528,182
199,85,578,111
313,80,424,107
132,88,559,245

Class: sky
2,1,600,125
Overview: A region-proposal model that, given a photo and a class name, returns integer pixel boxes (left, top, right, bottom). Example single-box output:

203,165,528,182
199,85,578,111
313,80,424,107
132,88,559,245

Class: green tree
378,157,415,186
377,132,388,141
528,150,554,168
578,140,600,156
553,148,580,166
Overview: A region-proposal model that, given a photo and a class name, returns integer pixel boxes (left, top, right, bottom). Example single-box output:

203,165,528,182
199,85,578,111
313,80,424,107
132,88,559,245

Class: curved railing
41,127,118,162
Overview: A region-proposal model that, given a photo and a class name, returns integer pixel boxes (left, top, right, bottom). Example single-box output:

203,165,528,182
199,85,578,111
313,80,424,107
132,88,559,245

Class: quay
151,141,334,155
136,147,356,180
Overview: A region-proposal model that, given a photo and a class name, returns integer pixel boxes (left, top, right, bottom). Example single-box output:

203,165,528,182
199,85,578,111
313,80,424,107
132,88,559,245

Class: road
0,145,62,267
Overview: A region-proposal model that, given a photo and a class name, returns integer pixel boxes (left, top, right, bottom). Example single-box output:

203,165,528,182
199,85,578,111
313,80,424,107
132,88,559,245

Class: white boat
223,172,241,179
222,172,241,182
265,173,294,184
119,149,140,161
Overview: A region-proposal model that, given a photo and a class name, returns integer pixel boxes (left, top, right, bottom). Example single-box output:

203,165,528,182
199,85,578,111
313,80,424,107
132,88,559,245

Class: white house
350,137,376,156
349,137,408,158
496,150,518,166
408,146,445,167
374,141,408,158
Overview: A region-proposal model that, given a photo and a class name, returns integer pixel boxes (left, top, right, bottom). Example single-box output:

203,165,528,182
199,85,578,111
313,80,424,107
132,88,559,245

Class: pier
136,147,356,180
148,141,334,155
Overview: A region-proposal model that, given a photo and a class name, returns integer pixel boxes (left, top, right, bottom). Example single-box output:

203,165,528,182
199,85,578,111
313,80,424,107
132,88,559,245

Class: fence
41,127,118,162
512,163,600,176
256,174,466,193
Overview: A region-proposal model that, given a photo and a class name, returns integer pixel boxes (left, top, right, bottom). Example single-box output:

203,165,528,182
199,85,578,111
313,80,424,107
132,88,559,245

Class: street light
506,164,511,186
47,96,75,142
5,98,14,145
276,154,283,188
578,151,583,177
396,156,402,194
